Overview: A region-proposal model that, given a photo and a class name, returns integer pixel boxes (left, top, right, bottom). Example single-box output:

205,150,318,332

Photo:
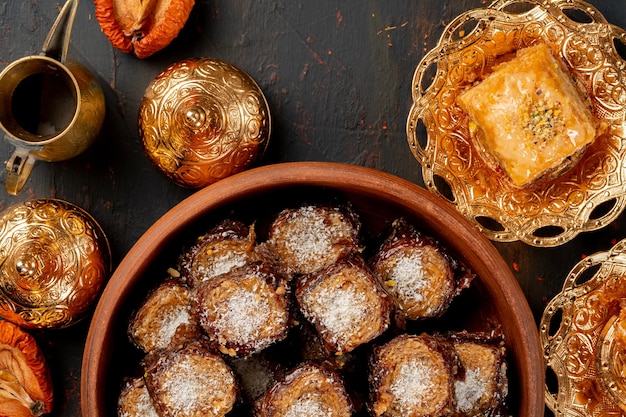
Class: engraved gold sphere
0,199,111,329
138,58,271,188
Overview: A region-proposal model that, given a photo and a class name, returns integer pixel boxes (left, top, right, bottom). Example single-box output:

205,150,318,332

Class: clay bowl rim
81,161,544,417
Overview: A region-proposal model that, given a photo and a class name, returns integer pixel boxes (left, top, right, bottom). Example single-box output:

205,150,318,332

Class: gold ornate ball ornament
0,199,111,329
138,57,272,188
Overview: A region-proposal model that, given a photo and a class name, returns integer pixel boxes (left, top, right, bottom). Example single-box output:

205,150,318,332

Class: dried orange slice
0,321,53,417
94,0,195,58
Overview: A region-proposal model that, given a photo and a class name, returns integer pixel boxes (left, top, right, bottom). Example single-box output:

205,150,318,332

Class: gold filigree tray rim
540,238,626,415
406,0,626,247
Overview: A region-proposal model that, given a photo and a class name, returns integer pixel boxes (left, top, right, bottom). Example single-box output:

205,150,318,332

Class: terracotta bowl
81,161,543,416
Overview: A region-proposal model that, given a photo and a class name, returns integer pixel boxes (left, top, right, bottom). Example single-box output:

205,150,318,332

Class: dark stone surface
0,0,624,415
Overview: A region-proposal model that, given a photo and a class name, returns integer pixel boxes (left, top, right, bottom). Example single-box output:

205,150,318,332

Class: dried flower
94,0,195,58
0,320,53,417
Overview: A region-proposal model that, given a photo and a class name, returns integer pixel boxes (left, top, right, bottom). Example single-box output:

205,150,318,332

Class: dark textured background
0,0,625,415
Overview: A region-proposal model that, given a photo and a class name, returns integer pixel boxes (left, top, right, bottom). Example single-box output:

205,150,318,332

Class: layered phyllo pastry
457,43,598,186
191,261,291,356
128,279,201,354
143,341,238,417
450,332,508,416
369,218,472,321
369,332,509,417
178,219,260,288
369,334,455,417
254,362,353,417
117,376,159,417
119,202,510,416
266,203,361,276
295,253,391,356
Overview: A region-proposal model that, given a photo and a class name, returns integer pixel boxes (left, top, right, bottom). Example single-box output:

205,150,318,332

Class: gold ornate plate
407,0,626,246
541,238,626,415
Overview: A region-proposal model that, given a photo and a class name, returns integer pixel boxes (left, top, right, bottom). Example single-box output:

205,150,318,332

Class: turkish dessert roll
266,203,362,276
254,362,353,417
369,218,472,321
369,334,455,417
457,43,599,186
450,332,508,417
191,261,292,357
117,376,159,417
128,279,201,354
295,253,392,356
178,219,262,288
143,341,238,417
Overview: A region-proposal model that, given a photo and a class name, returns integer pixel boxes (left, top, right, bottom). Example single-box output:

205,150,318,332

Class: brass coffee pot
0,0,106,195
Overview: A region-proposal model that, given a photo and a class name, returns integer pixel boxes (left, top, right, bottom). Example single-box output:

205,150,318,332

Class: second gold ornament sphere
138,57,271,188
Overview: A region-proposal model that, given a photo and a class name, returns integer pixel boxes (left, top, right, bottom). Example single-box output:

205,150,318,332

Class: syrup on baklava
457,43,598,186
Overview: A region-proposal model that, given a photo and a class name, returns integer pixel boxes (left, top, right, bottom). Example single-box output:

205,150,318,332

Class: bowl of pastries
81,161,543,417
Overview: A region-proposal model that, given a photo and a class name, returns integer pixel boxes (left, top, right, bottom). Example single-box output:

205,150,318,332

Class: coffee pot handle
41,0,79,63
5,148,36,195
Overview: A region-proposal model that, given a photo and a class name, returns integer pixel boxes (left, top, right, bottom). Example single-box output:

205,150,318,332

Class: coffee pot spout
41,0,79,63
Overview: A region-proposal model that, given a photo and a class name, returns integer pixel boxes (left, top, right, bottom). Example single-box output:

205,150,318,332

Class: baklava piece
457,43,598,186
255,362,353,417
369,334,454,417
128,279,201,354
296,254,391,356
369,218,472,321
450,332,508,416
191,261,291,357
118,376,159,417
143,341,238,417
266,203,361,276
178,219,259,288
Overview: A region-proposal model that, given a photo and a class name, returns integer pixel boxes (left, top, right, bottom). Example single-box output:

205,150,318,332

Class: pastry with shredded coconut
369,218,473,321
178,219,262,288
369,333,455,417
191,261,292,357
450,332,508,417
118,202,511,416
296,253,392,356
143,341,238,417
128,279,201,354
254,362,353,417
117,376,160,417
266,203,362,276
